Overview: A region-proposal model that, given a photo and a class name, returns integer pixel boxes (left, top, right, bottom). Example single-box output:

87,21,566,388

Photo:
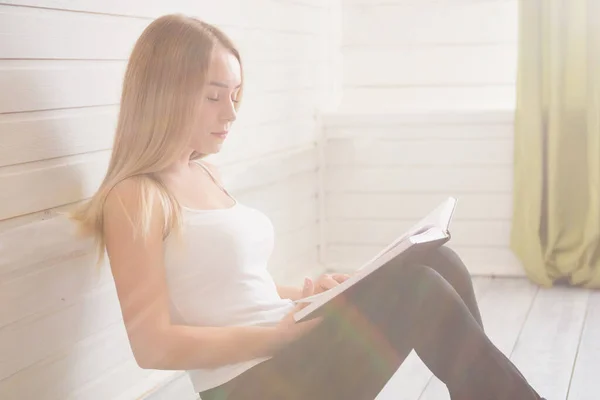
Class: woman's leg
200,249,543,400
411,246,484,327
413,246,536,395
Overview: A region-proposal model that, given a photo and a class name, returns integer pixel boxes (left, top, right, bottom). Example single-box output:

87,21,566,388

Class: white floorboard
562,291,600,400
510,286,590,399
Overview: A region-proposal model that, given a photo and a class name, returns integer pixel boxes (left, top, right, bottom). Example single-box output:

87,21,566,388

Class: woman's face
190,46,242,155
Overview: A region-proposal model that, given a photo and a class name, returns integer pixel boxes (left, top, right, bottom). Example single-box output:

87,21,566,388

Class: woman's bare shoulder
104,176,144,215
103,175,164,233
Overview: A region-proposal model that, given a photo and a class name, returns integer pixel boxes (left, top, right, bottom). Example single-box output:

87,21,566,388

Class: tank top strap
192,160,236,201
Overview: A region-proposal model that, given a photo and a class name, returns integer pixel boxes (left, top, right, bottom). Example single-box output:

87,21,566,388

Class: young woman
71,14,546,400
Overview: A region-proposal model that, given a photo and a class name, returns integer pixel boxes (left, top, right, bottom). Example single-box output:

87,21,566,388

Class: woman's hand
270,273,351,352
272,278,323,350
313,273,351,294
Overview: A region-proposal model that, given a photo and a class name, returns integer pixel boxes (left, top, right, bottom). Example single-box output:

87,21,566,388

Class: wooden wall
321,111,525,277
340,0,517,112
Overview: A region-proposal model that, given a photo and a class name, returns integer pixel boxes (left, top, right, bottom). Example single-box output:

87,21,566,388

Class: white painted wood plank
225,28,323,63
266,195,318,236
327,220,511,247
0,1,324,34
321,110,515,129
270,224,319,272
509,287,590,399
326,138,513,166
0,60,316,114
325,166,512,193
271,248,322,287
64,359,153,400
242,61,318,93
114,371,189,400
451,247,524,277
0,61,125,113
419,277,538,400
0,252,111,329
0,151,111,221
325,193,513,220
343,1,517,46
0,285,122,381
235,170,318,213
344,45,516,86
340,87,516,113
0,200,80,234
271,0,329,7
0,154,108,221
0,5,149,59
220,146,318,194
325,123,514,141
144,373,198,400
0,107,117,167
0,323,134,400
345,0,514,3
325,245,525,277
0,216,96,278
564,291,600,400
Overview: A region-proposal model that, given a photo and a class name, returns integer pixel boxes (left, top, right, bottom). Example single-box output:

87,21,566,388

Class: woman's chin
197,143,224,156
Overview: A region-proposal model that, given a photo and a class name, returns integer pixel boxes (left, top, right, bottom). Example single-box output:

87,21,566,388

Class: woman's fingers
317,275,339,292
302,277,315,298
331,273,351,283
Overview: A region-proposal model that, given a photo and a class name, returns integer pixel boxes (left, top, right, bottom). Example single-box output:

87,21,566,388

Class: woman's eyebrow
209,81,241,89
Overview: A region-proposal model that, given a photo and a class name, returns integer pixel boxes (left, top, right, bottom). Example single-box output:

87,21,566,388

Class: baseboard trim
141,371,199,400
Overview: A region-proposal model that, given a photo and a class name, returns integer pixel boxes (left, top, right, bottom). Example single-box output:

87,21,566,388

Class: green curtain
511,0,600,288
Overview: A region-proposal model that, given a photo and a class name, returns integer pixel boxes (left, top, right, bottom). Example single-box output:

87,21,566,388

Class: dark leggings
200,246,543,400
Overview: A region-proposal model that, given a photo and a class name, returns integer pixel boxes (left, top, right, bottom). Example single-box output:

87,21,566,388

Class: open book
293,196,457,322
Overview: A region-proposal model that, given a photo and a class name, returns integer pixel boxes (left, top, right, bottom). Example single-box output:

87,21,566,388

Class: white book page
409,226,448,244
293,197,457,320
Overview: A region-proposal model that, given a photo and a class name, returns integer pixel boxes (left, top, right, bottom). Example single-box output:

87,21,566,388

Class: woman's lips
211,131,228,139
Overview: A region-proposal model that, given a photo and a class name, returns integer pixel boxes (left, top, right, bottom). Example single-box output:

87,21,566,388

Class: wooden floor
375,277,599,400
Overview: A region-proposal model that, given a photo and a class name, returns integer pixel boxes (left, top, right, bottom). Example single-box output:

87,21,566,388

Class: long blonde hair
70,14,243,263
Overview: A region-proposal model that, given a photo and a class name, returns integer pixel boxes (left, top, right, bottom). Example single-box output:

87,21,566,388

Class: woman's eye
208,96,239,104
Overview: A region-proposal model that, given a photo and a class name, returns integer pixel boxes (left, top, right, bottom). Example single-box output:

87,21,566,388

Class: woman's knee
402,263,449,292
426,246,471,282
397,264,460,310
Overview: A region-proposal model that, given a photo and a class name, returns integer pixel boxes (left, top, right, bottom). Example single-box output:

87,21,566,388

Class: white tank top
162,161,295,393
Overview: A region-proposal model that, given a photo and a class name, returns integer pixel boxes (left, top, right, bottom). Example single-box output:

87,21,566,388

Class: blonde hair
70,14,243,263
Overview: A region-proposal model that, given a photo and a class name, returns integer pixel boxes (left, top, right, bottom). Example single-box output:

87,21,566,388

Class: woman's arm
103,178,317,370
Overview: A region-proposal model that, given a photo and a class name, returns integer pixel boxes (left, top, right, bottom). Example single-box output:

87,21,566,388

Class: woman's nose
222,103,237,122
